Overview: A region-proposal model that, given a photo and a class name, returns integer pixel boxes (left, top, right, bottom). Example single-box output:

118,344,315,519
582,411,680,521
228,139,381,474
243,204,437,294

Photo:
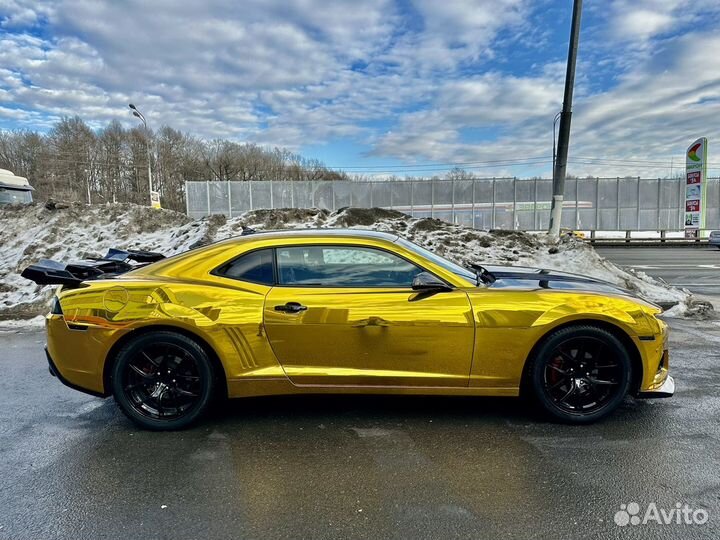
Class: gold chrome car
24,229,673,430
560,228,586,239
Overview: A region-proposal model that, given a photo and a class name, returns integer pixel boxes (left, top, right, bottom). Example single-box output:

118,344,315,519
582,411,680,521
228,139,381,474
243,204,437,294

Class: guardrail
583,230,713,247
587,238,712,247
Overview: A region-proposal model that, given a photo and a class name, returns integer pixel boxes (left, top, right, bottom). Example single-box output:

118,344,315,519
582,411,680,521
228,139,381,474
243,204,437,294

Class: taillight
51,297,63,315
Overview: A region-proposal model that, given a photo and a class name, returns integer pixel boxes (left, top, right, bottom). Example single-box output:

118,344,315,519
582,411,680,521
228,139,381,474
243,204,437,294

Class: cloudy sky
1,0,720,177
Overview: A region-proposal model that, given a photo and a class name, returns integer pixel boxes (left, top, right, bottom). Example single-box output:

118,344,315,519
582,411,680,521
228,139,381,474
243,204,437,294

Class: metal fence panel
639,179,658,209
412,181,432,218
230,182,251,215
350,182,371,208
619,177,638,208
186,181,210,219
705,179,719,228
371,182,392,209
451,180,474,227
208,181,229,215
312,181,333,210
331,181,353,209
271,181,290,208
186,177,720,232
292,181,312,208
576,178,596,230
251,181,272,210
391,181,413,211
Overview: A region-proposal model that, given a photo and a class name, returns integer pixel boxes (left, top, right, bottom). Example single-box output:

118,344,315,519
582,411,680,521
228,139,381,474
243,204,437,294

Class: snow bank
0,203,711,324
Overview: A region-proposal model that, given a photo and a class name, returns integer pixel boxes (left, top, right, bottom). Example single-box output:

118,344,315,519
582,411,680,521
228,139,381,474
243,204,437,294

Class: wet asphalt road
1,319,719,540
596,246,720,299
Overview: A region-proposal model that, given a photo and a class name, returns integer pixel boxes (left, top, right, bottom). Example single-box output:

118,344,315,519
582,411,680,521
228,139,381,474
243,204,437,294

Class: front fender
467,289,657,389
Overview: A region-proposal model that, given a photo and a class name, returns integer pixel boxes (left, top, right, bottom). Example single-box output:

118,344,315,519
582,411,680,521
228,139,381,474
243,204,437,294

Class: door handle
274,302,308,313
353,316,390,328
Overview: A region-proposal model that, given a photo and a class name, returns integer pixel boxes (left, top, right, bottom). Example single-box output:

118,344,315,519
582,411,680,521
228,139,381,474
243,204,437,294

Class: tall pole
548,0,583,237
129,104,154,206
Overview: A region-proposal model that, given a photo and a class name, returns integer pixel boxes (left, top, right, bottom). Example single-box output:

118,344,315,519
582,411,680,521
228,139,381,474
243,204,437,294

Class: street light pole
128,103,154,206
548,0,583,237
552,111,562,174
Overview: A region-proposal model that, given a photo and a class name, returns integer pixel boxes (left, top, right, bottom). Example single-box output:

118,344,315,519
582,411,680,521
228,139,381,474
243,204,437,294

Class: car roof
235,228,400,242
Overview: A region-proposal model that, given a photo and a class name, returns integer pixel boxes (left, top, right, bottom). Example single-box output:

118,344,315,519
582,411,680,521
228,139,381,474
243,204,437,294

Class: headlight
643,311,665,335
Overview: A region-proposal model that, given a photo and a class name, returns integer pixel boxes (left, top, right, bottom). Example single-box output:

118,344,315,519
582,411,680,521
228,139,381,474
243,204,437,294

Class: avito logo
614,502,709,526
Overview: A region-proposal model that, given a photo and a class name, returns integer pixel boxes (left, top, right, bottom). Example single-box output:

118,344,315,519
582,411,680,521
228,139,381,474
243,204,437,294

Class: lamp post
128,103,156,207
552,111,562,175
548,0,583,237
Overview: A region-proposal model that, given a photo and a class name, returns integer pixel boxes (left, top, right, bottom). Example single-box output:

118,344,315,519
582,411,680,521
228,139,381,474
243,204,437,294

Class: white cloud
373,71,563,161
373,25,720,177
0,0,55,28
0,0,529,147
605,0,720,46
0,0,718,178
608,1,681,41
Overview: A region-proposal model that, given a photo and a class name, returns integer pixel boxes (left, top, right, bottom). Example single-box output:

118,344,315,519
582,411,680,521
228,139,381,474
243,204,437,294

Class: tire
110,331,215,430
526,325,632,424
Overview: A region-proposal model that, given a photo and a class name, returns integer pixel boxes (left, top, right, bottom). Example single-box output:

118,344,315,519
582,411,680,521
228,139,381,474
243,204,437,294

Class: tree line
0,117,349,211
3,118,677,214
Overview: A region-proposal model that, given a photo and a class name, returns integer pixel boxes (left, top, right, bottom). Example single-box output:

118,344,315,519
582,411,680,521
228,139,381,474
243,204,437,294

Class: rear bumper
45,345,107,398
46,313,113,395
637,375,675,399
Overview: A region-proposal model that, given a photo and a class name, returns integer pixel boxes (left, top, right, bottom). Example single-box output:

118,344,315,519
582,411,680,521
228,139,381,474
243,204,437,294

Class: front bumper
637,375,675,399
634,317,673,398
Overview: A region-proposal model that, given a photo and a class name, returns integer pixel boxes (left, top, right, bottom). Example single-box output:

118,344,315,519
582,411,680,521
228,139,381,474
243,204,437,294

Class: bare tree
0,118,347,211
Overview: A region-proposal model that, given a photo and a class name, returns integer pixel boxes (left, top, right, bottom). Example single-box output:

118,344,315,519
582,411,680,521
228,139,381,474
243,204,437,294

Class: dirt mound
331,207,407,227
243,208,329,229
409,217,449,233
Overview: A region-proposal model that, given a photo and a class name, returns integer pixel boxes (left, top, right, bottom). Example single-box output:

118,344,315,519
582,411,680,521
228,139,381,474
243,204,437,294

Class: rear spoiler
21,248,165,288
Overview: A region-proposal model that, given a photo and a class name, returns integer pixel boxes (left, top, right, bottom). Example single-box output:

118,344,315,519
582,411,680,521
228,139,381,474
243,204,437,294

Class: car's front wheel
527,325,632,423
110,331,215,430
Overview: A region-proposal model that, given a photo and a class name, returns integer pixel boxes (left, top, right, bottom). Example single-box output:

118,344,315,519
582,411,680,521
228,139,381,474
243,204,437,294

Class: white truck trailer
0,169,34,205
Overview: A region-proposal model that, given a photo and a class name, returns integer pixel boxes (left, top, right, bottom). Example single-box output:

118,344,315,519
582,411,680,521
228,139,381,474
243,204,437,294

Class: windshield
396,238,477,284
0,188,32,205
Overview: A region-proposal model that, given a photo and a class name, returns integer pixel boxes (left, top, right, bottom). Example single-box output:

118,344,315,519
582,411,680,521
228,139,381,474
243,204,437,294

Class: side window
216,249,274,285
276,246,424,287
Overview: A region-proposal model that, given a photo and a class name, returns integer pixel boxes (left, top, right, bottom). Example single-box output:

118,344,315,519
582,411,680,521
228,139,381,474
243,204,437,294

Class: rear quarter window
215,249,274,285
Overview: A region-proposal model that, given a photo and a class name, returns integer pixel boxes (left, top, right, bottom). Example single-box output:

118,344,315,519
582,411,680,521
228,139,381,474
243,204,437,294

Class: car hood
482,264,642,299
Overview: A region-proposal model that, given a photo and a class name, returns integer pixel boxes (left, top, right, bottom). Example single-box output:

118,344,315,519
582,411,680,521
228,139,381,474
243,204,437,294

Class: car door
263,244,475,387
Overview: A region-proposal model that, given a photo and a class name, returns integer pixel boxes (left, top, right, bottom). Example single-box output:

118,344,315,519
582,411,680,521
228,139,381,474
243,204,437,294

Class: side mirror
411,272,452,292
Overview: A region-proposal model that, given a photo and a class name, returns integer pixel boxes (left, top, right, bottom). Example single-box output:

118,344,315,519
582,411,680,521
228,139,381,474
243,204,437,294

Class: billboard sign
684,137,708,238
150,190,162,209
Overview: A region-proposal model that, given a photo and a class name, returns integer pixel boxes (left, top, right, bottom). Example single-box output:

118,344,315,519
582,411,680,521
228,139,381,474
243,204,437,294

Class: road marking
674,324,720,345
629,264,720,270
669,283,720,286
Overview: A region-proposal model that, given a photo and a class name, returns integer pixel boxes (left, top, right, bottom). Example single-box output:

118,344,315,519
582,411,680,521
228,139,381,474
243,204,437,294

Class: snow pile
0,203,711,326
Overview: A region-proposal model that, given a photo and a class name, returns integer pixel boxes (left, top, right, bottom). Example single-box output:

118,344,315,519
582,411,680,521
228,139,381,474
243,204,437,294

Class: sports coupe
23,229,673,430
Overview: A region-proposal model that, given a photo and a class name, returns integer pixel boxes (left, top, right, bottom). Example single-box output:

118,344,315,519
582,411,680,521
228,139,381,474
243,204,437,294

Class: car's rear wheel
527,325,632,423
110,331,215,430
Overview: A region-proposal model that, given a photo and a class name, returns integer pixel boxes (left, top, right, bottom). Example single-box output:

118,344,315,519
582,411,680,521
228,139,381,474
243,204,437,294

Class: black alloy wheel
528,325,632,423
111,331,215,430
